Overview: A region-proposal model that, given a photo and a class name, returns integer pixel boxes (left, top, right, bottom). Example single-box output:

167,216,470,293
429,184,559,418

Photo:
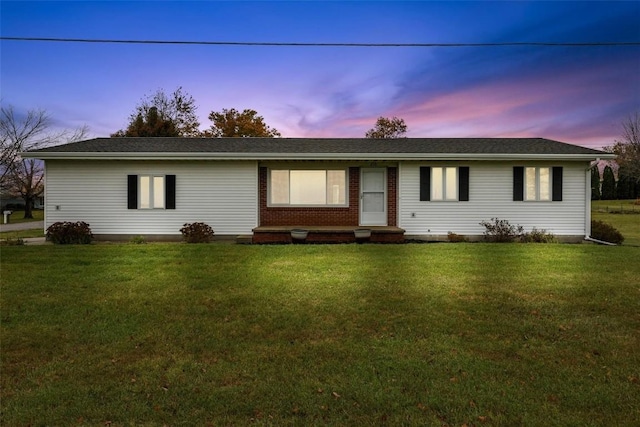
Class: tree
113,106,178,137
590,166,601,200
615,173,632,199
206,108,281,137
606,112,640,183
601,165,616,200
1,105,88,218
113,87,200,137
365,116,408,139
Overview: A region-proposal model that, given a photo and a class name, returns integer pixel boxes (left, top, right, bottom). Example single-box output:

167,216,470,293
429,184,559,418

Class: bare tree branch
1,103,89,217
606,112,640,183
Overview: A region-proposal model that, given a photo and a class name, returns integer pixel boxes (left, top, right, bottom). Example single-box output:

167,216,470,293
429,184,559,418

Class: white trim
22,151,615,161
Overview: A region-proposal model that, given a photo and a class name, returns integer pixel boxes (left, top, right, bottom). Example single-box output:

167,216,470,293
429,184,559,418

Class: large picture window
270,169,347,206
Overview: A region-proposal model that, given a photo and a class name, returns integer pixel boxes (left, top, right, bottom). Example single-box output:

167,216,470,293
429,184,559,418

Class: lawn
0,229,45,240
1,243,639,426
591,199,640,246
1,209,44,224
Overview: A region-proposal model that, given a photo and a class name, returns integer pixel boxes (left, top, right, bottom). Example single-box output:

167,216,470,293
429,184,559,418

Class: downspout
584,161,594,240
584,159,617,245
584,236,617,246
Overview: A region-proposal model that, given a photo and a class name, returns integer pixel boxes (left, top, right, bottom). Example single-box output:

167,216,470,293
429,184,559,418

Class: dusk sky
1,1,639,149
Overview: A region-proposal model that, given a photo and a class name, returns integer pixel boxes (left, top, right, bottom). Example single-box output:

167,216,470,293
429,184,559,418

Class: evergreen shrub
591,220,624,244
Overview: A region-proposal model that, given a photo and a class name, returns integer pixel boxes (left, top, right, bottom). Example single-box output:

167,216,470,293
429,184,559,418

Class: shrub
521,228,557,243
180,222,214,243
130,235,146,244
479,218,524,243
591,220,624,244
46,221,93,244
447,232,467,243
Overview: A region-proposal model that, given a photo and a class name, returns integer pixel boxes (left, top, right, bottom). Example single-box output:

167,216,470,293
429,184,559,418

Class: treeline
591,164,640,200
112,87,408,139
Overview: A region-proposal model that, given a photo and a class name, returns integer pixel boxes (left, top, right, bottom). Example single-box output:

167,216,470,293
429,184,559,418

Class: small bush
447,232,467,243
130,235,146,244
180,222,214,243
46,221,93,244
591,220,624,244
521,228,557,243
479,218,524,242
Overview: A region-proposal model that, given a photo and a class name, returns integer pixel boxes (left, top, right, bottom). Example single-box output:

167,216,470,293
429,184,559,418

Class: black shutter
127,175,138,209
458,167,469,201
420,167,431,201
165,175,176,209
513,167,524,201
552,167,563,201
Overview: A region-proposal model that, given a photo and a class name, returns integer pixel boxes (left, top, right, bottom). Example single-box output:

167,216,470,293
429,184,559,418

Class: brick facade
386,166,397,227
258,166,398,226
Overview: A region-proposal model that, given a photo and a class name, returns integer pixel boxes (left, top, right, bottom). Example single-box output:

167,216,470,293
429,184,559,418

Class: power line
1,36,639,47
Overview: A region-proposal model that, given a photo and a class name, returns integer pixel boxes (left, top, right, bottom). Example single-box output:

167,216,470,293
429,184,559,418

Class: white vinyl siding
44,160,258,235
400,161,588,236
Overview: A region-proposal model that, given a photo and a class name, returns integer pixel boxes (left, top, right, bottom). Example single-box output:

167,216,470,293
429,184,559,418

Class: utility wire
1,36,639,47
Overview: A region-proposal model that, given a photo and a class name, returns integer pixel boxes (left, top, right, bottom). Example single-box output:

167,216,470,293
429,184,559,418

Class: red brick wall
387,167,397,227
258,166,398,226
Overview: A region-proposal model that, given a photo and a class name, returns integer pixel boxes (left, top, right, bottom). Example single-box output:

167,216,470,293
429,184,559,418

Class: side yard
1,244,639,425
591,199,640,245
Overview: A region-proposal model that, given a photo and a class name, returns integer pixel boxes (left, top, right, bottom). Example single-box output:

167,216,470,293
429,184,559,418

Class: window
513,167,562,202
431,167,458,201
420,166,469,202
139,175,165,209
525,167,550,201
127,174,176,210
269,169,347,206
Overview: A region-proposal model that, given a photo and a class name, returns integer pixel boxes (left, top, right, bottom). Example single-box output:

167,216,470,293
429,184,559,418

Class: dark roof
28,137,607,156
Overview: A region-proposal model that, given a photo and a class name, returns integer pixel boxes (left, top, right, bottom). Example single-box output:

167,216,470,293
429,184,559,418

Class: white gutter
585,162,594,240
21,151,616,161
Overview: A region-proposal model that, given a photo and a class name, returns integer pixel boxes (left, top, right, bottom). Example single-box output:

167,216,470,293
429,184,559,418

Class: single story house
23,137,613,243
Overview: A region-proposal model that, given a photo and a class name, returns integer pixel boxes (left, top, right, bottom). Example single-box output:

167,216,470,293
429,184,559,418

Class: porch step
251,226,405,244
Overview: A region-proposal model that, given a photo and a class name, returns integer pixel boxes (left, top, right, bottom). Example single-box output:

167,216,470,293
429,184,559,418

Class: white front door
360,168,387,226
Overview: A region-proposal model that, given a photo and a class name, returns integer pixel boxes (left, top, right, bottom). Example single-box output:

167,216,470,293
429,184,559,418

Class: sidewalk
0,220,44,232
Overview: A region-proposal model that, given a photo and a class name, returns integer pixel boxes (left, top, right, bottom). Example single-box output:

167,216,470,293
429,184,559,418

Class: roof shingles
29,137,606,156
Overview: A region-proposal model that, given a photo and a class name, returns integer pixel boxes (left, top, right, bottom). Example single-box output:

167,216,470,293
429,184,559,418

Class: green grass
2,244,639,426
591,199,640,246
0,229,45,240
1,209,44,224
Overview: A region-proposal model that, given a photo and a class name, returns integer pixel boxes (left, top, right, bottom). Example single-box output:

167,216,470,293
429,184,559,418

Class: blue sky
1,1,639,148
